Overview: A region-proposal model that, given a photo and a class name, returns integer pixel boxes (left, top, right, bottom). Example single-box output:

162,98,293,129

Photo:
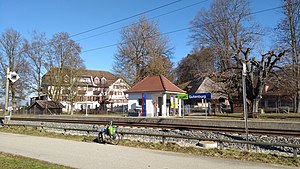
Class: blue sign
188,93,211,100
142,93,147,116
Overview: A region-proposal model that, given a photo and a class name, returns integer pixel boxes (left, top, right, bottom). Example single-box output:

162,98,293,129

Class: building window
80,78,90,83
93,96,97,101
114,85,120,89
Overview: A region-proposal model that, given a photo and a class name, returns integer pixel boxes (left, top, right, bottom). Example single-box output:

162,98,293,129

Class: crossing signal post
5,67,20,116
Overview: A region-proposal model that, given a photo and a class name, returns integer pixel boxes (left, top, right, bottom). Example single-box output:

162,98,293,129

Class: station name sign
188,93,211,100
177,93,212,100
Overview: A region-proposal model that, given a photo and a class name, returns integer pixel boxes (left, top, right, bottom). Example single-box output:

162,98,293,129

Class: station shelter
125,75,186,117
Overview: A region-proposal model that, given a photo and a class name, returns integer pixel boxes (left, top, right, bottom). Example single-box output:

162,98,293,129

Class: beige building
41,69,130,113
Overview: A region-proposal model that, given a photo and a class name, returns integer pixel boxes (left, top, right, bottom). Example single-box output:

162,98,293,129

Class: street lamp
242,61,249,149
85,83,88,116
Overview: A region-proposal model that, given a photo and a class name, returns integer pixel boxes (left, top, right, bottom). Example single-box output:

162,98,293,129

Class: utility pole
5,67,10,116
242,62,249,150
85,83,88,116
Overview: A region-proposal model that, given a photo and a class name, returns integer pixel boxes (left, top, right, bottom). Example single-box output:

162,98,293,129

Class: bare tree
189,0,289,114
243,49,286,113
211,49,286,114
176,47,216,85
147,55,174,80
277,0,300,113
25,31,49,97
65,53,85,115
0,28,30,112
189,0,263,113
43,32,84,110
190,0,260,73
113,16,174,85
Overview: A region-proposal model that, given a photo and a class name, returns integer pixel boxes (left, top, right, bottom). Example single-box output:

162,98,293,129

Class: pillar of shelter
162,93,167,117
178,98,182,117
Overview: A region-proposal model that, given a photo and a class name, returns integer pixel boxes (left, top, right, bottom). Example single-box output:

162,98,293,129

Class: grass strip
0,151,73,169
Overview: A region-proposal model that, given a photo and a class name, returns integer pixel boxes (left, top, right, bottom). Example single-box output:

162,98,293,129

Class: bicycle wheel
110,133,121,145
97,132,104,144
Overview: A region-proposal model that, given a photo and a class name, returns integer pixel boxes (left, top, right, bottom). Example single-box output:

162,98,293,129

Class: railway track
7,117,300,137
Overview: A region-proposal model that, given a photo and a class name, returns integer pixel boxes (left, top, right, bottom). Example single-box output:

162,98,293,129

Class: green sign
177,94,188,100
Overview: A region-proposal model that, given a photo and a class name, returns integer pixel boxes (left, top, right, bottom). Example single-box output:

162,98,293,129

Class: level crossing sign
8,71,20,83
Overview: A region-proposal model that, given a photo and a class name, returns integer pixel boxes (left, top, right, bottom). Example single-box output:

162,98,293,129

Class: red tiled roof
125,75,185,93
43,68,118,86
80,69,118,86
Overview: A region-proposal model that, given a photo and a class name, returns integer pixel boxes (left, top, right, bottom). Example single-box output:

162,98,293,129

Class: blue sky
0,0,282,72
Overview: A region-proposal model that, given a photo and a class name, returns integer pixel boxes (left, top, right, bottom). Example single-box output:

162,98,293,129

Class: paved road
0,132,297,169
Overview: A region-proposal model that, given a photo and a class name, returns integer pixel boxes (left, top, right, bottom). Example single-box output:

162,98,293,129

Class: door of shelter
158,97,163,116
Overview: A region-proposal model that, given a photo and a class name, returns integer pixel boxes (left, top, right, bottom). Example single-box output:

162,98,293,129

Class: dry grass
0,151,73,169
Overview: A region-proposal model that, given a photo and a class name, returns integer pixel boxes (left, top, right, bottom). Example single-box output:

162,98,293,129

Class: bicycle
97,121,121,145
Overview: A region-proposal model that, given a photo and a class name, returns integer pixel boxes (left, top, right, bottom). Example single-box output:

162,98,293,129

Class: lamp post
85,83,88,116
242,61,249,149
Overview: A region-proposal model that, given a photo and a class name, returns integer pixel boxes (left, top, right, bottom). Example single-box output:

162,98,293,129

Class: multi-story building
41,68,130,113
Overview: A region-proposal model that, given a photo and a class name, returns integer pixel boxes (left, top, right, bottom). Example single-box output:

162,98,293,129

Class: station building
125,75,186,117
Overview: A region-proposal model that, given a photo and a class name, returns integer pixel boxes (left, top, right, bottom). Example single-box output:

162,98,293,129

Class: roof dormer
101,77,107,85
94,76,100,85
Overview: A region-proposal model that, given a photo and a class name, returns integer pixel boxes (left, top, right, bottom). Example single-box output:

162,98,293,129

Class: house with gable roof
182,76,229,113
28,100,64,115
41,68,131,113
125,75,186,117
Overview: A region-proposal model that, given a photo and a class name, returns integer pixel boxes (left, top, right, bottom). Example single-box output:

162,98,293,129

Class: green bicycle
97,121,121,145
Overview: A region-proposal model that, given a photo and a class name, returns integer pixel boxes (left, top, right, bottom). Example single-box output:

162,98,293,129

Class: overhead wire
82,4,287,53
16,0,185,56
70,0,184,37
75,0,209,42
82,27,191,53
